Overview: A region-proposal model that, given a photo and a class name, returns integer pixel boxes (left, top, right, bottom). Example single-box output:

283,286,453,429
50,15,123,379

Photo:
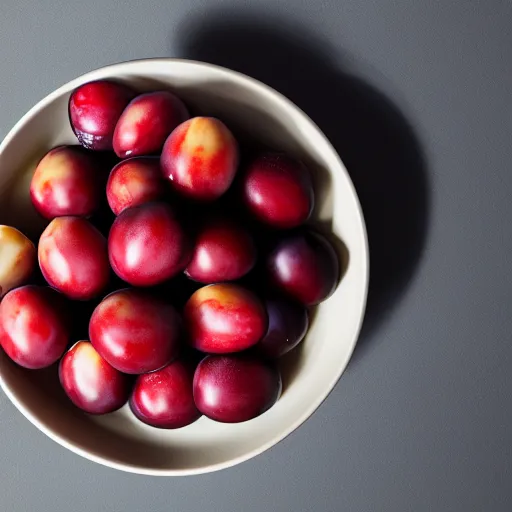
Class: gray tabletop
1,1,511,511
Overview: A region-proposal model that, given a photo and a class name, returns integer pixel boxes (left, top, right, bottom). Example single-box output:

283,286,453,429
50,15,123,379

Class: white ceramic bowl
0,59,368,475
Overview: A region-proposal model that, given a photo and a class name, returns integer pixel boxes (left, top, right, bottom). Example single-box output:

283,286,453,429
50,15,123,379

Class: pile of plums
0,80,340,428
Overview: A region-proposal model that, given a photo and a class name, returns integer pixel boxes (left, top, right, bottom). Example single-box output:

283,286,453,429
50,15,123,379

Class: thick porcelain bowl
0,59,368,475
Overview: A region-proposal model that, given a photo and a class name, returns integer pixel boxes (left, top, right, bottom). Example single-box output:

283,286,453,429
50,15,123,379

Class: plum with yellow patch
184,283,267,353
0,285,69,369
0,225,36,298
69,80,136,150
30,146,102,219
113,91,189,158
106,157,165,215
108,202,189,286
59,341,131,414
161,117,239,201
89,289,181,374
38,217,110,300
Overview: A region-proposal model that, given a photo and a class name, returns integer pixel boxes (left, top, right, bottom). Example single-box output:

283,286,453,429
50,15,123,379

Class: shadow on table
175,8,430,361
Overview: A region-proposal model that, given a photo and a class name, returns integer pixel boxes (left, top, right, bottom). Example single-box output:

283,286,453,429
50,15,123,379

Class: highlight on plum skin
184,283,267,354
184,217,256,284
113,91,189,158
30,146,102,219
193,354,282,423
0,285,69,369
267,230,339,306
38,217,110,301
257,298,309,359
106,157,166,215
89,289,181,374
108,202,190,287
0,225,36,298
161,117,239,201
130,359,201,429
69,80,136,151
242,152,314,229
59,341,131,415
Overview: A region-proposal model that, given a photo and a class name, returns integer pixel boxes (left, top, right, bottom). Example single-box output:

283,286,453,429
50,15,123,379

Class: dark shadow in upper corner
175,9,430,361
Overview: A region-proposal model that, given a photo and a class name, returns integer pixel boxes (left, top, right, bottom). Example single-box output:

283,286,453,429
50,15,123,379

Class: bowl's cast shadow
177,10,430,369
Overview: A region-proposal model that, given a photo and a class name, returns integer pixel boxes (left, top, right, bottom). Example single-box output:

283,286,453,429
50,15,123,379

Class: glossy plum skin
30,146,101,219
184,217,256,283
106,157,165,215
108,202,189,286
38,217,110,300
59,341,130,414
89,289,181,374
242,153,314,229
267,231,339,306
113,91,189,158
193,354,282,423
257,298,309,358
69,80,136,150
0,225,36,298
130,359,201,429
161,117,239,201
0,286,69,369
184,283,267,354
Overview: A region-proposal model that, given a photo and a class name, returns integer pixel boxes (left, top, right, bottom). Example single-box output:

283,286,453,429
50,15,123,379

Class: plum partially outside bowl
0,59,368,476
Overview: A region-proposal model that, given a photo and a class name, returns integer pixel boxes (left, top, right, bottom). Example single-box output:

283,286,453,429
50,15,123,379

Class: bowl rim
0,57,369,476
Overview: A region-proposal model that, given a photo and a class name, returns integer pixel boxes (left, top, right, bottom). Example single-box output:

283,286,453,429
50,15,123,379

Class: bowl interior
0,60,368,475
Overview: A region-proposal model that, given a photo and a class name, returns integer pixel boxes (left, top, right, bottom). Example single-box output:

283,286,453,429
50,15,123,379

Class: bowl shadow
176,9,430,364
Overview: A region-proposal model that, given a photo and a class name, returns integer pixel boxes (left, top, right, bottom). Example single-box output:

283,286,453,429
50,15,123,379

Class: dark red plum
184,217,256,283
267,231,339,306
30,146,102,219
161,117,239,201
193,354,282,423
108,202,189,286
106,157,166,215
257,298,309,358
242,153,314,229
69,80,136,150
89,289,181,374
59,341,130,414
130,359,201,429
38,217,110,300
0,286,69,369
184,284,267,354
113,91,189,158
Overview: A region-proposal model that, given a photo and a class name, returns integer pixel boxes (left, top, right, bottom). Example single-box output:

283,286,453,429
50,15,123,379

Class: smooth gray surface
1,1,511,510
